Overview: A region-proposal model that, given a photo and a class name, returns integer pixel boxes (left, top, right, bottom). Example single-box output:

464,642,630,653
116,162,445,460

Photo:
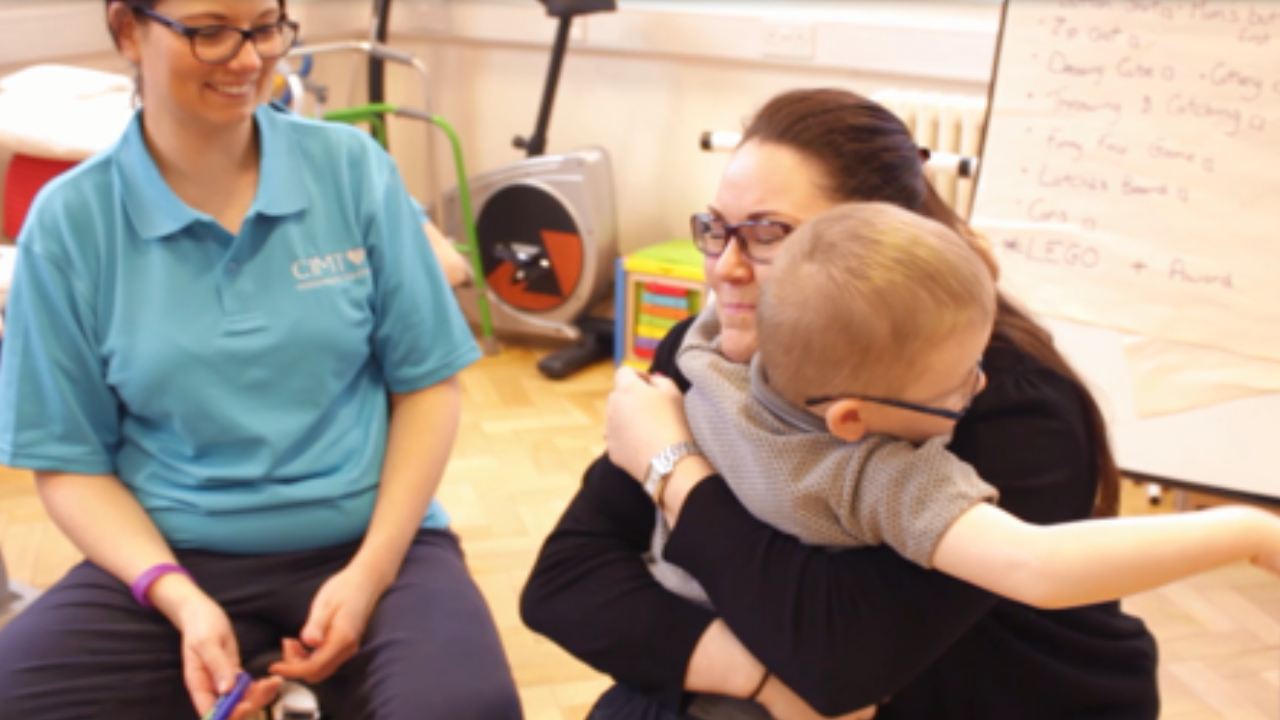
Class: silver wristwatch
642,441,702,505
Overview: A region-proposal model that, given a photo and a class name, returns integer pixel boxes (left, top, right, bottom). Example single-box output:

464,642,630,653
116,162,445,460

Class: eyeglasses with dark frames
131,6,300,65
690,212,794,265
804,359,986,422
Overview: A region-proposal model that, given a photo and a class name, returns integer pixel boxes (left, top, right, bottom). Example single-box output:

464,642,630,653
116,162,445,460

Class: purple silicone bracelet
130,563,192,610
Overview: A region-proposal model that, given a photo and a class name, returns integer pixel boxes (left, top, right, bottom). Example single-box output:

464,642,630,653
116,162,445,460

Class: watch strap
644,441,702,506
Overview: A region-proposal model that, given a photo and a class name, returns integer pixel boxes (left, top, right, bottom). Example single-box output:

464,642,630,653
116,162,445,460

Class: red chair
3,153,78,240
0,64,134,241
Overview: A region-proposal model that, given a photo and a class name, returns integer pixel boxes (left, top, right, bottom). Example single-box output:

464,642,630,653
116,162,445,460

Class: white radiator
699,91,988,218
872,90,987,219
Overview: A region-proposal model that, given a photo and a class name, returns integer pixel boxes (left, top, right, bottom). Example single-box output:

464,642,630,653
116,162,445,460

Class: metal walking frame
286,41,498,354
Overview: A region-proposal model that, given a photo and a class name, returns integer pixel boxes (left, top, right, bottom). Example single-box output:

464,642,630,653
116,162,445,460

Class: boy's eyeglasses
691,212,794,265
131,6,300,65
805,360,986,422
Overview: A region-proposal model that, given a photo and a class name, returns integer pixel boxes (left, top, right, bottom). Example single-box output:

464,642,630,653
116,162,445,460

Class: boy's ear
825,399,869,443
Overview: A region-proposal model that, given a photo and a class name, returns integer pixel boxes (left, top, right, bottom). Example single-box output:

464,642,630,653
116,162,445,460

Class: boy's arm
932,502,1280,609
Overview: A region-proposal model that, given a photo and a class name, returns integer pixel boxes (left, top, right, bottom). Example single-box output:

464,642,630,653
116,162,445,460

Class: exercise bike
441,0,620,379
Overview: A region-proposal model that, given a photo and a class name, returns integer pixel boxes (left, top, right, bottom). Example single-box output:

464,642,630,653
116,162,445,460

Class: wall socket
761,21,815,60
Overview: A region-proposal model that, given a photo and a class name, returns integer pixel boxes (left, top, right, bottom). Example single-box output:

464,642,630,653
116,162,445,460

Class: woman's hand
757,674,878,720
153,577,282,720
606,366,694,480
269,565,384,685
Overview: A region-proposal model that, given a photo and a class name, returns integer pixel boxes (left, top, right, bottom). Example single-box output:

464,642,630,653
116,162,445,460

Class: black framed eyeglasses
690,212,794,265
131,6,300,65
805,359,985,422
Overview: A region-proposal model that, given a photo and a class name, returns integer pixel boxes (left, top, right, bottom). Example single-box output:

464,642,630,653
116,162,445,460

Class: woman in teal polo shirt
0,2,522,719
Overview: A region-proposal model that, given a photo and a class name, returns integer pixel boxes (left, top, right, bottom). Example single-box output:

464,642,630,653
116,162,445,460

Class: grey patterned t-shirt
649,308,998,607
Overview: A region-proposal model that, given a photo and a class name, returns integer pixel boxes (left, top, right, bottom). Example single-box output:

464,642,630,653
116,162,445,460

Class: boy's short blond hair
758,202,997,408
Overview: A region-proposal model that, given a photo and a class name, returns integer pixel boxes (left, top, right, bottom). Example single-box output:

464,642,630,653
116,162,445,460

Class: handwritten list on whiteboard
972,0,1280,363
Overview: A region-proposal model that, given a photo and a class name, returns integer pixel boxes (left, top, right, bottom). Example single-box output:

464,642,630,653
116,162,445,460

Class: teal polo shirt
0,105,480,554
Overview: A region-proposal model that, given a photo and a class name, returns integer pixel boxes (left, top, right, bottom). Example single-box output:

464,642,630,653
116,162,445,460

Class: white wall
0,0,1000,250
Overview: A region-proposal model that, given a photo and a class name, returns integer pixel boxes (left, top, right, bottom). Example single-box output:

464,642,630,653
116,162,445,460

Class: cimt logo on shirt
292,248,370,291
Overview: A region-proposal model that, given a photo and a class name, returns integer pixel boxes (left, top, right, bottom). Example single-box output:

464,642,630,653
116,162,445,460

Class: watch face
653,454,672,476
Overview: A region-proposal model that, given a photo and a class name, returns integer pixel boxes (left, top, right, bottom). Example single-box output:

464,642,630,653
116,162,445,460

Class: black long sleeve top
521,318,1159,720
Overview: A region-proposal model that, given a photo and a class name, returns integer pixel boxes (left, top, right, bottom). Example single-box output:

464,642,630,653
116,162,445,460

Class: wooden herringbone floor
1,343,1277,720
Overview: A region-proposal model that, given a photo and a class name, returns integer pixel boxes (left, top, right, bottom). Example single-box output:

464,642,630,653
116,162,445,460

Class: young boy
649,202,1280,610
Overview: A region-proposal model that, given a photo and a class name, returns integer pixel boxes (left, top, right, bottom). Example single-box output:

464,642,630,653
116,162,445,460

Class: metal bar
369,0,394,146
519,16,574,157
288,41,439,210
419,113,498,353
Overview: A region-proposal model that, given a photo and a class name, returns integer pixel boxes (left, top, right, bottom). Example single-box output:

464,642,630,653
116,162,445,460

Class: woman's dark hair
742,88,1120,518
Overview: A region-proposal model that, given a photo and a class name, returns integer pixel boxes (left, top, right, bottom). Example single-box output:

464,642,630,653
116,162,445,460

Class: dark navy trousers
0,529,522,720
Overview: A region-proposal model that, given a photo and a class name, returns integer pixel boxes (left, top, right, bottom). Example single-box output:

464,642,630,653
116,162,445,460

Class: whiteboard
971,0,1280,501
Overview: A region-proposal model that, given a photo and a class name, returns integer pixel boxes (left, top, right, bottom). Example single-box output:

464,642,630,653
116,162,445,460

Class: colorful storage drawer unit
614,239,706,370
